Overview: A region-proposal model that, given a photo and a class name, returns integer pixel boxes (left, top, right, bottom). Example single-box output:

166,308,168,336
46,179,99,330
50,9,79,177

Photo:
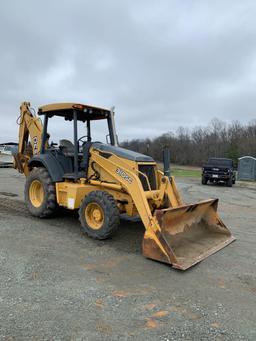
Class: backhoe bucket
143,199,235,270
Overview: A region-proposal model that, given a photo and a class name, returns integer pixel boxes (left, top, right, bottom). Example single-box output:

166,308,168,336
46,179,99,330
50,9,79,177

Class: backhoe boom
14,102,43,175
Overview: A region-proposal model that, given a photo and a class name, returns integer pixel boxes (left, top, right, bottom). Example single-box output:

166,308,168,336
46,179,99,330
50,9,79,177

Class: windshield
207,158,232,167
46,116,110,145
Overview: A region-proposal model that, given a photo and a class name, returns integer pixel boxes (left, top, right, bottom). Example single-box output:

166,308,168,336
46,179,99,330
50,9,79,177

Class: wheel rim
85,202,104,230
29,180,44,208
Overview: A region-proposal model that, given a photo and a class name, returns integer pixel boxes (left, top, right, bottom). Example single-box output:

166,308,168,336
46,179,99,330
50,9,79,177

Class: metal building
238,156,256,181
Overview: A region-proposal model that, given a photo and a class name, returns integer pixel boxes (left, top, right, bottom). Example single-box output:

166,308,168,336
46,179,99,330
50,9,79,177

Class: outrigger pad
143,199,236,270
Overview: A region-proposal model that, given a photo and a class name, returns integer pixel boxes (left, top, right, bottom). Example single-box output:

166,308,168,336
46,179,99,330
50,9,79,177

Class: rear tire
202,176,207,185
227,178,233,187
79,191,120,240
25,168,57,217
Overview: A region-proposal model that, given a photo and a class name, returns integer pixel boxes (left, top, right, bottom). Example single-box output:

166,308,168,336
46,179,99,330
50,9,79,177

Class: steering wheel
77,135,89,145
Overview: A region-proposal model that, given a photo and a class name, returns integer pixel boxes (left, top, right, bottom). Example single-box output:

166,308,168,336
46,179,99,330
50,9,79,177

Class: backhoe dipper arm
15,102,43,175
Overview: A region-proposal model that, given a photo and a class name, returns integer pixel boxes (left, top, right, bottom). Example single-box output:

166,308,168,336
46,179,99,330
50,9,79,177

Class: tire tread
25,167,57,218
79,191,120,240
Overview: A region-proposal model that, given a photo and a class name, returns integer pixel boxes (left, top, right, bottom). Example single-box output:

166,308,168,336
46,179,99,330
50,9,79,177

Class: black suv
202,158,236,187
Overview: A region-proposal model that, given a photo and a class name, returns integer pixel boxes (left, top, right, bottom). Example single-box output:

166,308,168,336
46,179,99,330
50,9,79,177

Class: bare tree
120,119,256,166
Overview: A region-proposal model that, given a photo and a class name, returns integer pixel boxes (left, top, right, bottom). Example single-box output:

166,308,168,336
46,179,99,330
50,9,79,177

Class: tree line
120,119,256,166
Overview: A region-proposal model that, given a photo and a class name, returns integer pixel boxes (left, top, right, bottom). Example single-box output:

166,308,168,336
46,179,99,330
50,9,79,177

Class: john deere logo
116,168,133,184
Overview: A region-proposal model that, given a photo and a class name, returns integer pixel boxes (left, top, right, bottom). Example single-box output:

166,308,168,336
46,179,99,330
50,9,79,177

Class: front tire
25,168,57,217
227,178,233,187
79,191,120,240
202,176,207,185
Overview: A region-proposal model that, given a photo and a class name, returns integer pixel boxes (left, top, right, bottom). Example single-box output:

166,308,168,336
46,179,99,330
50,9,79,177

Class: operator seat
59,139,75,157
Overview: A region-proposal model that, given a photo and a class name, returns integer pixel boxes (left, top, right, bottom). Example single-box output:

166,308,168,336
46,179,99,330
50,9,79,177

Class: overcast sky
0,0,256,143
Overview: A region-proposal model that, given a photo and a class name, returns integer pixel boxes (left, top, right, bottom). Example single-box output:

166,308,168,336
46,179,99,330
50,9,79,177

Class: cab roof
38,103,110,121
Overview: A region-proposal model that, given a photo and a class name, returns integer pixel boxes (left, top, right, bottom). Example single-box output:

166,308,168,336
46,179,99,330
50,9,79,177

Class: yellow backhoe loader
14,101,235,270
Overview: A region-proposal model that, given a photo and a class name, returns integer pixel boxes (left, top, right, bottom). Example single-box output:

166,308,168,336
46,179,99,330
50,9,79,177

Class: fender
28,153,65,182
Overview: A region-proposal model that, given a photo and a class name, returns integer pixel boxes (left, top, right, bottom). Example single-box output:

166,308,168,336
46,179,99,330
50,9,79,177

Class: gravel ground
0,168,255,340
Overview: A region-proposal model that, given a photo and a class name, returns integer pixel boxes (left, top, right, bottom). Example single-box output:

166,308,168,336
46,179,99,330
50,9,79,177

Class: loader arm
90,149,179,264
15,102,43,175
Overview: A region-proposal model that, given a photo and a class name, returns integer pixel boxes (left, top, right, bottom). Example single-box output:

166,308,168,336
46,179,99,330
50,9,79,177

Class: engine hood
93,143,154,162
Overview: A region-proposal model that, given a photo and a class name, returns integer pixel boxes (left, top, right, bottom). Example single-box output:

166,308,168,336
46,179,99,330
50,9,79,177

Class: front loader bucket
142,199,235,270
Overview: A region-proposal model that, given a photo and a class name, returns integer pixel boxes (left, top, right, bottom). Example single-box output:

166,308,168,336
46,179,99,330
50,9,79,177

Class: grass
171,168,201,177
157,163,201,177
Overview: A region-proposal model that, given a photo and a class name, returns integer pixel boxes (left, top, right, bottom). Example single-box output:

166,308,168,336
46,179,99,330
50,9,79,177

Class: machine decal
116,167,133,184
33,136,38,154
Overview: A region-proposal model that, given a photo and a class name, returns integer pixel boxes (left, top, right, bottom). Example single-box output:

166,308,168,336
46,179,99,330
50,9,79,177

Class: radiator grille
138,165,157,191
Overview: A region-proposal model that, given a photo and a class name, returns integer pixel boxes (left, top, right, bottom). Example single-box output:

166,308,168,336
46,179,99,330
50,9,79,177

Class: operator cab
36,102,153,182
38,103,118,179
